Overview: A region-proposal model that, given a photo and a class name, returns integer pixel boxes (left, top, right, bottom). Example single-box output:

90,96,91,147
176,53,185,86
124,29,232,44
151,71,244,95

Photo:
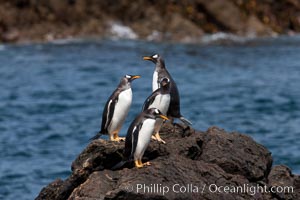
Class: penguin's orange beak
131,75,141,80
159,115,169,121
143,56,153,61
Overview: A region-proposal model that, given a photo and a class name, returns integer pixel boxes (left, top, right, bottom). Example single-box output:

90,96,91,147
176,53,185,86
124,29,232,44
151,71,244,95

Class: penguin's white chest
109,89,132,132
149,94,170,115
134,119,155,160
152,71,159,91
118,88,132,106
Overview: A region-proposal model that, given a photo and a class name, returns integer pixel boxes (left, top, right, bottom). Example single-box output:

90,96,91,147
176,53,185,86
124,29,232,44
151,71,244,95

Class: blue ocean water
0,36,300,199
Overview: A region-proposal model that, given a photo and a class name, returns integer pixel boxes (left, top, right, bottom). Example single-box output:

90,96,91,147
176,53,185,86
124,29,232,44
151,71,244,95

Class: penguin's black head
125,74,141,82
146,108,169,120
160,77,170,87
143,54,161,64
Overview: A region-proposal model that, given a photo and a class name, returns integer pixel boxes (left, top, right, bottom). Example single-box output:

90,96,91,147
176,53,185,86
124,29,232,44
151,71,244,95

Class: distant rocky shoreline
36,123,300,200
1,0,300,43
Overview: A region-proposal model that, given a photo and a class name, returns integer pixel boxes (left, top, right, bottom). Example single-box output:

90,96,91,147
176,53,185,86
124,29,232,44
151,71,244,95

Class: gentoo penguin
113,108,169,169
143,54,192,126
91,74,140,142
142,78,171,144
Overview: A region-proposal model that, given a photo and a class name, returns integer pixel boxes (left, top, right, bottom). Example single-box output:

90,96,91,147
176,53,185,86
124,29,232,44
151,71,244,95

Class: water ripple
1,37,300,200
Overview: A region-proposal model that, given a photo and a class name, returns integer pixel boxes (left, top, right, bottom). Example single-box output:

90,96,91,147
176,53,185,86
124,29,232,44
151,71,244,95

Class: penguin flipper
179,116,192,126
100,90,119,134
142,91,157,111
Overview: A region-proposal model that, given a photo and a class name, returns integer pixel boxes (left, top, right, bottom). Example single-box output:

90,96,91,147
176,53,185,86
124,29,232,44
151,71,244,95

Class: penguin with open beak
91,74,140,142
142,77,171,144
143,54,192,126
112,108,169,169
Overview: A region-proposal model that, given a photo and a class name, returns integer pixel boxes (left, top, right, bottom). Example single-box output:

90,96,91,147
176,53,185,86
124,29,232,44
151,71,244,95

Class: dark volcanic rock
196,0,273,36
199,127,273,181
35,123,299,200
268,165,300,200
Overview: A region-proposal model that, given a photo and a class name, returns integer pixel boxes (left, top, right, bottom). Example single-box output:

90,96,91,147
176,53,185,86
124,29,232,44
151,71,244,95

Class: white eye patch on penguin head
152,54,159,59
154,108,160,114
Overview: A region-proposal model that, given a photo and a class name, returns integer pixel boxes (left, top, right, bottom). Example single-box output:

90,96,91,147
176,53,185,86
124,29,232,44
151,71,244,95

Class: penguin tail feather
89,131,102,141
111,160,127,171
179,116,192,126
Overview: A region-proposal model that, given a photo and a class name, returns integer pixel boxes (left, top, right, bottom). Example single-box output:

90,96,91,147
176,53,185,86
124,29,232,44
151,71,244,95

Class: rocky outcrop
1,0,300,43
36,123,300,200
195,0,274,36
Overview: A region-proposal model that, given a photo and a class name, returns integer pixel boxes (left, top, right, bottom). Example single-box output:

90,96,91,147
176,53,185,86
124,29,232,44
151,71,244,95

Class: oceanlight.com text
124,183,294,196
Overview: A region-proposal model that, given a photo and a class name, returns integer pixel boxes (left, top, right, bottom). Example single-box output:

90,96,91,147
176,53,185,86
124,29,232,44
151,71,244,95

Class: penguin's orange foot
111,136,126,142
117,137,126,142
135,160,144,168
151,135,157,141
156,137,166,144
143,161,151,166
152,133,166,144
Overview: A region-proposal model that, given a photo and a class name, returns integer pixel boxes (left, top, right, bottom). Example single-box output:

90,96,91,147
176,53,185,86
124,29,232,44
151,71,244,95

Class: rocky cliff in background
36,123,300,200
1,0,300,43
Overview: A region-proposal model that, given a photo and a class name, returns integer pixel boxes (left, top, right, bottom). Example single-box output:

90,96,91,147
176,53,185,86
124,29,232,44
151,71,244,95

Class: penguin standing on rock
143,54,192,126
113,108,169,169
142,77,171,144
91,75,140,142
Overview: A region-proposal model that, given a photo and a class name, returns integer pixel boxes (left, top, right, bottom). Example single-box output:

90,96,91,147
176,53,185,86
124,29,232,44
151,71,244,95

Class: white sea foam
110,23,138,40
201,32,252,44
49,37,84,45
